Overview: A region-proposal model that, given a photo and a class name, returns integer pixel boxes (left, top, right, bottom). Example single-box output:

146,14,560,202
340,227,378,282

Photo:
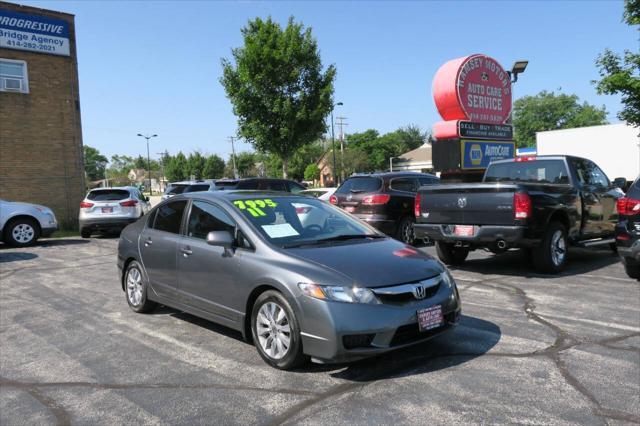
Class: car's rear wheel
125,260,157,313
396,216,416,245
80,228,91,238
4,218,40,247
251,290,306,370
435,241,469,265
533,222,568,274
624,263,640,280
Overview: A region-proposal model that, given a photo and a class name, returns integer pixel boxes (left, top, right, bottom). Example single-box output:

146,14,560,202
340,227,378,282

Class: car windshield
231,196,382,247
87,189,130,201
484,160,570,184
300,190,326,198
335,177,382,194
214,181,239,190
167,184,188,195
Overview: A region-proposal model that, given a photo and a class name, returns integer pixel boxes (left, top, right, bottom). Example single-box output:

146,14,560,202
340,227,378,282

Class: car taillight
514,192,532,219
616,197,640,216
80,201,94,208
515,156,537,162
119,200,138,207
414,193,421,218
362,194,390,205
329,195,338,205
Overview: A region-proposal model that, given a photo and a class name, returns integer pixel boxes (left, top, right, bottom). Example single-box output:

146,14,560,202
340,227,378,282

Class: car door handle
144,238,153,247
180,247,193,256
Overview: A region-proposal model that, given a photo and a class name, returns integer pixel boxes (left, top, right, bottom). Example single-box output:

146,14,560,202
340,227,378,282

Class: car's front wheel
4,217,40,247
124,260,157,313
251,290,306,370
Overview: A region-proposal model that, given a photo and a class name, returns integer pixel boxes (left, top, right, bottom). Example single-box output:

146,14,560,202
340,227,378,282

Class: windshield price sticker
234,199,277,217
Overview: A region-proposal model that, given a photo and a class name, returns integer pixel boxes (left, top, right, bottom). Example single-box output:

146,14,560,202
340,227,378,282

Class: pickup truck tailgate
418,183,518,225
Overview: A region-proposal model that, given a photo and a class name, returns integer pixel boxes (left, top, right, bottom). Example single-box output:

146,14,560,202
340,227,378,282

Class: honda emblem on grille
457,197,467,208
412,284,427,300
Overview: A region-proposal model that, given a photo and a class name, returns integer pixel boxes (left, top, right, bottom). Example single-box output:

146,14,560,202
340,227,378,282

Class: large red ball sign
433,54,512,124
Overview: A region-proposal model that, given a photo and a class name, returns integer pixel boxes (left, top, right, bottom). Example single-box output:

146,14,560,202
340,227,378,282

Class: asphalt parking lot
1,238,638,425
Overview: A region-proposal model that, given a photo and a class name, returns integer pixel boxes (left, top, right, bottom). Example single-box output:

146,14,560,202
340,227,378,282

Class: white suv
79,187,150,238
0,199,58,247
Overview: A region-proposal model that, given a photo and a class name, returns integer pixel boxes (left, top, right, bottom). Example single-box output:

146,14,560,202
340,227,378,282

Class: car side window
268,181,287,192
573,159,609,188
288,182,305,193
186,201,235,240
152,200,187,234
390,178,415,192
146,208,158,227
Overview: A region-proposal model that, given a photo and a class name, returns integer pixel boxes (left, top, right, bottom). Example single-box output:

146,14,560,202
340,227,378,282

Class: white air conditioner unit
2,77,23,92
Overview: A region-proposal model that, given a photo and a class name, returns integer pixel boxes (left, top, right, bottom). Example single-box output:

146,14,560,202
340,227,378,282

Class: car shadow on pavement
453,247,620,279
0,252,38,263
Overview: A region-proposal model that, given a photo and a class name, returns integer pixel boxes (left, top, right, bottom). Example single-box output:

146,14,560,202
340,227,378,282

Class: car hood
286,238,443,287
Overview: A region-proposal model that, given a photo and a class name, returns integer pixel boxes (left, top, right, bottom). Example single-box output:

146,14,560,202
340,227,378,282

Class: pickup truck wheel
436,242,469,265
533,222,568,274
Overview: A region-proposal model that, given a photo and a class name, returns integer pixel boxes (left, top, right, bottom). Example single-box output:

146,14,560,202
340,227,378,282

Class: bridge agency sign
0,9,70,56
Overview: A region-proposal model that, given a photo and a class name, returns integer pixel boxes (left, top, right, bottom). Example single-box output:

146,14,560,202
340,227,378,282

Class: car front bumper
296,281,461,363
618,239,640,265
352,214,397,235
41,225,58,237
414,223,528,246
79,217,138,232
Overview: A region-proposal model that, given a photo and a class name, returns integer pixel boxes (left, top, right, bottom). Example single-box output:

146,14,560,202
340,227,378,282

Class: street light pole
330,102,342,186
137,133,157,194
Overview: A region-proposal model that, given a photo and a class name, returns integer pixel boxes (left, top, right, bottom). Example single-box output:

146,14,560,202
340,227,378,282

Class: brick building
0,2,84,228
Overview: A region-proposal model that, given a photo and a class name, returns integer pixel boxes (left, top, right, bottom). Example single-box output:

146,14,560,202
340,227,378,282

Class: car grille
342,334,375,350
375,284,440,305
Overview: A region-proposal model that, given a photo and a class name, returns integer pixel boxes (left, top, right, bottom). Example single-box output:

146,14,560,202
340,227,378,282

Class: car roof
348,171,438,179
175,190,307,203
89,186,135,191
491,155,585,165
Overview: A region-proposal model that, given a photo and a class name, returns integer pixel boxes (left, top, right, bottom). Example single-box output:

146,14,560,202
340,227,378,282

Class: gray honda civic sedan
117,191,461,369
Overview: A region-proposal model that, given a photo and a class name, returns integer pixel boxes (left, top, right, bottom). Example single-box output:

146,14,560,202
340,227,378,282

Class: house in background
316,150,335,187
391,143,433,173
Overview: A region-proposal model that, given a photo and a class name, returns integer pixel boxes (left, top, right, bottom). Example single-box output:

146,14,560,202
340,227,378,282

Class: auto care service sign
0,9,70,56
433,54,512,126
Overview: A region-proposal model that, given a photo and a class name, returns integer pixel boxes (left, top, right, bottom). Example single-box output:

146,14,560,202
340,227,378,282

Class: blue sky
18,0,637,161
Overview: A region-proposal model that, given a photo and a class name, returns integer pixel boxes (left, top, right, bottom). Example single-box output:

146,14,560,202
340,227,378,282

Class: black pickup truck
414,155,625,273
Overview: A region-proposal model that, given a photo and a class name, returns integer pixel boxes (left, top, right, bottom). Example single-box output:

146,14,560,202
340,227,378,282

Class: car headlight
298,283,380,304
440,270,456,288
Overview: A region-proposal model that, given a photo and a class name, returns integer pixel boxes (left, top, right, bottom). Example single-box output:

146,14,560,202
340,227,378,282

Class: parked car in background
162,181,193,201
415,155,624,273
300,187,337,201
182,181,217,194
117,191,461,369
615,176,640,279
235,178,307,193
330,172,440,245
79,187,151,238
0,199,58,246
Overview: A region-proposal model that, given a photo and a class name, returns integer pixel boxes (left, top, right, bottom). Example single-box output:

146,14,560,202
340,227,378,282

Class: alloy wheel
12,224,35,244
550,230,566,266
255,302,291,360
401,221,414,244
126,267,143,306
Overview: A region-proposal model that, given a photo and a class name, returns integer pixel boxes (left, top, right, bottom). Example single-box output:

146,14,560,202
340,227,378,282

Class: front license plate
417,305,444,332
454,225,474,237
344,206,356,213
101,207,113,213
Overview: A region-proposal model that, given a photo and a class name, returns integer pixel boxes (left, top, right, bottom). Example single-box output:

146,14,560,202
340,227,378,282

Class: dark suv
616,176,640,279
236,178,306,192
330,172,439,244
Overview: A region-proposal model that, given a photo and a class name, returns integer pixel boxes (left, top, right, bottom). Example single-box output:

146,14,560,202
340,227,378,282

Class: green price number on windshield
234,199,277,217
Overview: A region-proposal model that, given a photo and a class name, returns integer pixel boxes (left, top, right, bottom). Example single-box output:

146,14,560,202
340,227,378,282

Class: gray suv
117,191,461,369
79,187,150,238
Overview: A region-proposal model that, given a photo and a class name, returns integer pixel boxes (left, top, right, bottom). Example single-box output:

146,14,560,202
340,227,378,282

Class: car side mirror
206,230,234,248
613,177,627,189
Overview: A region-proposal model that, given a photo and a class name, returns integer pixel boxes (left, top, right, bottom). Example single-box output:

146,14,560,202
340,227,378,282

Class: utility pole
137,133,157,195
330,102,343,186
228,136,239,179
335,116,348,181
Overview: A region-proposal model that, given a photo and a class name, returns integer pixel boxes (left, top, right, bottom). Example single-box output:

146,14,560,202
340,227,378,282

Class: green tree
304,163,320,181
220,16,336,178
342,147,371,177
287,142,324,181
83,145,108,181
187,152,206,179
593,0,639,129
513,91,608,147
225,152,256,178
203,155,225,179
165,152,188,181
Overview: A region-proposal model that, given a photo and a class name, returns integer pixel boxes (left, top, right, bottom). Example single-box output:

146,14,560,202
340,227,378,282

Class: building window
0,59,29,94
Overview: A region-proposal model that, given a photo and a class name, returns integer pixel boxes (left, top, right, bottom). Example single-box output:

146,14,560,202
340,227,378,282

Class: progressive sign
0,9,70,56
